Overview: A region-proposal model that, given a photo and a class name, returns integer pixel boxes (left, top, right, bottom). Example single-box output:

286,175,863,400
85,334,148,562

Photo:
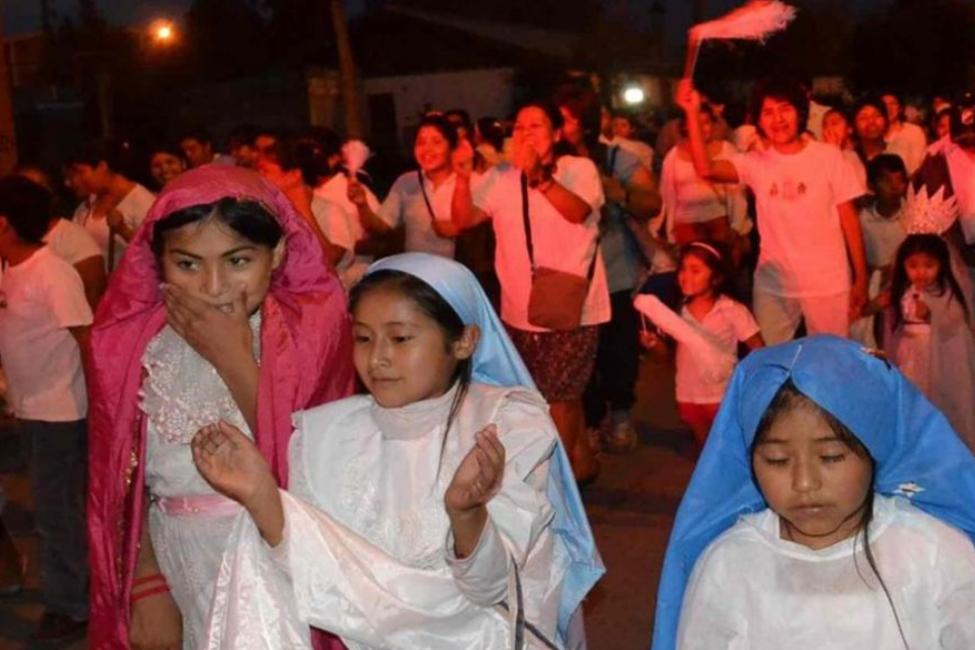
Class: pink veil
87,166,354,648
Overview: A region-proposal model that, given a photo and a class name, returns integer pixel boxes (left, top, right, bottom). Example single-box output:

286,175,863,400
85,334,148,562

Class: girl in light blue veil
191,252,603,649
368,253,604,642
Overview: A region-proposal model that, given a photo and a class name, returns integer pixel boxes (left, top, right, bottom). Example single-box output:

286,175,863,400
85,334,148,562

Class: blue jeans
20,418,89,620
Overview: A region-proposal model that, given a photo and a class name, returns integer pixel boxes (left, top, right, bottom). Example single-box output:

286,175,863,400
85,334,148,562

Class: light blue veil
366,253,605,638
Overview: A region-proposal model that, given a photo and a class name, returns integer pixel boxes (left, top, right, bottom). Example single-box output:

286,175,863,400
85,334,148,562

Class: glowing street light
622,86,646,106
150,20,177,46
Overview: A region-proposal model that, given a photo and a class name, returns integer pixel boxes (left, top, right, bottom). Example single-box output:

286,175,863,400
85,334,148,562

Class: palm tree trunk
330,0,364,139
0,12,18,175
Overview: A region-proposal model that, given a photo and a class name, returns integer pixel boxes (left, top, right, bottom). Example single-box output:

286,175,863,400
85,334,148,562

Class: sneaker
28,611,88,643
605,420,638,454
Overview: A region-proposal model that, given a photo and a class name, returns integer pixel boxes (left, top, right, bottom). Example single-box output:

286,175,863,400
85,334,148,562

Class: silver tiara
904,184,958,235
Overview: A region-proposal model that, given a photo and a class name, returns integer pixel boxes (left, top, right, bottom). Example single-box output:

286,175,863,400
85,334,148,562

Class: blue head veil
366,253,605,637
652,335,975,650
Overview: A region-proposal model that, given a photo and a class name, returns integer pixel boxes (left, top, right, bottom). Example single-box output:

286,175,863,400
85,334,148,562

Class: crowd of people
0,68,972,649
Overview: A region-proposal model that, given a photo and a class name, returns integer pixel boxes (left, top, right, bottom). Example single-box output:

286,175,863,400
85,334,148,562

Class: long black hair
349,270,474,477
151,197,283,257
678,240,738,302
890,234,969,330
753,380,909,650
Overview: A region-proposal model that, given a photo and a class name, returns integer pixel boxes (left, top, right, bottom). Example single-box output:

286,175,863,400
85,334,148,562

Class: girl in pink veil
87,165,354,649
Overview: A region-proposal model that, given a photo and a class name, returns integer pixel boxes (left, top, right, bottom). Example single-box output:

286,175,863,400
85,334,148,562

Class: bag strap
417,169,438,223
521,172,599,280
605,144,619,177
520,173,536,270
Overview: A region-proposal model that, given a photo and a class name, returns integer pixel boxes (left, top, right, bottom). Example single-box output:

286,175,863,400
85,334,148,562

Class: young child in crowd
87,166,354,649
653,336,975,650
885,234,975,450
634,241,763,448
850,154,909,345
189,253,602,649
0,176,91,642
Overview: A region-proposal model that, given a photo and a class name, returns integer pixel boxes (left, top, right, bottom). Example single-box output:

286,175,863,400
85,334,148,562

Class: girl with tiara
886,234,975,450
653,336,975,650
87,166,354,649
190,253,602,649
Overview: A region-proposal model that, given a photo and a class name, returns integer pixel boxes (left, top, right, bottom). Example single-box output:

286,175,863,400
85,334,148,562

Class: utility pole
0,12,18,174
330,0,364,138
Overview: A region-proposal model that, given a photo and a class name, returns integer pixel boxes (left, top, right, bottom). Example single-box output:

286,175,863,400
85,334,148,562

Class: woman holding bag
450,100,608,483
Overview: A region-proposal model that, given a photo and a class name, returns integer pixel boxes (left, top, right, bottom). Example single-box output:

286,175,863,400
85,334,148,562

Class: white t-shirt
677,495,975,650
731,141,865,297
472,157,610,331
615,137,654,171
858,202,907,270
314,174,382,288
842,148,867,191
310,194,356,263
0,247,92,421
378,170,460,259
807,100,830,141
662,142,744,226
74,184,155,271
936,139,975,245
675,296,759,404
886,121,928,175
43,218,103,266
313,173,380,243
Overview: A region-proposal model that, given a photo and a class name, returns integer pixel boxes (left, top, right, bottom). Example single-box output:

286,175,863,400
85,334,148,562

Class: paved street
0,353,696,649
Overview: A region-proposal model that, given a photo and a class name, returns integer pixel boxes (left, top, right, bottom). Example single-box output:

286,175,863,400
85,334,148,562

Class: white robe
677,495,975,649
203,383,568,649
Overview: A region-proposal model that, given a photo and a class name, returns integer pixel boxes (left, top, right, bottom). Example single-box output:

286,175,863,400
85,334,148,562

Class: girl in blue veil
189,253,603,649
653,335,975,650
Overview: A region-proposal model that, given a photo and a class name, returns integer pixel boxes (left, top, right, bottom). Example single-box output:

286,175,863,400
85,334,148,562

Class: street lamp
622,86,646,106
149,20,177,46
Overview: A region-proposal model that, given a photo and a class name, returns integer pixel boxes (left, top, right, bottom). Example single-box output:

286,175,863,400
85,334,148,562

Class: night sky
0,0,909,38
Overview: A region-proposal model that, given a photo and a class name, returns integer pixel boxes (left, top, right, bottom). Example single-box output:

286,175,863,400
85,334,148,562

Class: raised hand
347,178,369,208
444,425,505,515
191,421,273,506
675,78,702,114
451,138,475,178
512,140,542,180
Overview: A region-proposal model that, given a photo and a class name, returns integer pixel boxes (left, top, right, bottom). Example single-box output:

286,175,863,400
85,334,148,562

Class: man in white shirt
883,92,928,175
676,77,868,344
609,110,655,171
0,177,91,642
17,166,106,308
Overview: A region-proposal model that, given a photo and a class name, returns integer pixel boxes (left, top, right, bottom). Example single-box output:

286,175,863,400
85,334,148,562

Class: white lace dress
139,317,259,649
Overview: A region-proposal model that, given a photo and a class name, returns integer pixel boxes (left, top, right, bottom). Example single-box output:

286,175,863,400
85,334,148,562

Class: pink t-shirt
731,141,865,297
